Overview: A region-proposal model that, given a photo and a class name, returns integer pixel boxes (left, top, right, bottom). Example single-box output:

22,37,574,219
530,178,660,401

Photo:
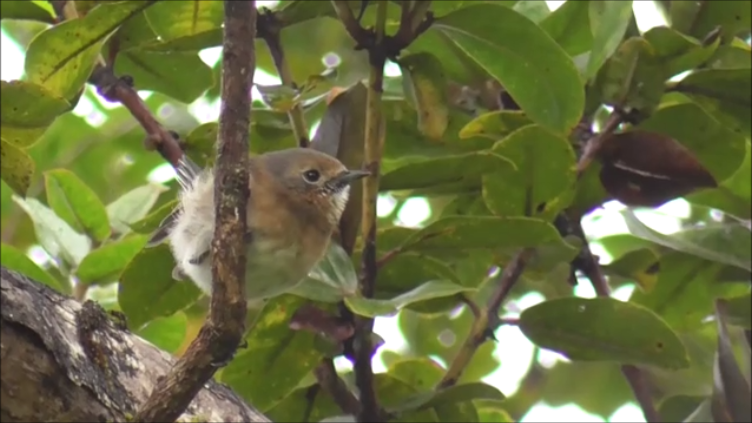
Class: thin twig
572,218,661,422
90,66,184,167
438,249,533,389
331,0,372,48
314,359,362,416
257,10,310,148
133,2,256,421
576,110,625,176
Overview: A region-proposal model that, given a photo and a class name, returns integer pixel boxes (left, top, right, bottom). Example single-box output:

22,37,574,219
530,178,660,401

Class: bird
147,148,369,307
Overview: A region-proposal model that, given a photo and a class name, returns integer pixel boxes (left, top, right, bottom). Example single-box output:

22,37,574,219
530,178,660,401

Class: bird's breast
244,229,330,300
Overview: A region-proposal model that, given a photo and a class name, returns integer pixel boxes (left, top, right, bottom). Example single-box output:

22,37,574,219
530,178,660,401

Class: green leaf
458,110,533,141
711,300,752,422
24,0,152,101
380,151,515,192
688,0,751,42
586,1,634,78
44,169,111,243
592,37,666,113
0,80,70,147
118,244,202,329
345,280,474,318
519,297,690,369
12,196,91,267
76,234,148,286
644,26,720,78
291,242,358,303
638,103,747,184
376,254,466,314
129,199,178,234
114,50,214,103
135,312,187,354
400,216,578,258
717,293,752,329
0,243,64,292
0,0,55,23
388,357,445,390
630,252,724,330
0,138,35,197
623,209,751,272
675,68,752,138
266,383,342,423
399,52,450,141
393,382,505,413
221,295,324,412
434,4,585,134
106,183,168,235
142,0,223,51
678,69,751,110
477,404,514,422
539,0,593,57
482,124,577,219
687,141,751,220
706,44,752,70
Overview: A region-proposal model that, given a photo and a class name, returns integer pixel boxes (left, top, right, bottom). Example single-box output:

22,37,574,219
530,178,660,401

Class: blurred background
2,1,744,421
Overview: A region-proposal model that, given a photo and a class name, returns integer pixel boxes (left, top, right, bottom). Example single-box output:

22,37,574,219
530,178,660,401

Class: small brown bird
148,148,369,307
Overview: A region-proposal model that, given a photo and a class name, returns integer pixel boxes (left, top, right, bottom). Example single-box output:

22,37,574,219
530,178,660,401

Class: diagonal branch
438,249,533,389
133,2,256,421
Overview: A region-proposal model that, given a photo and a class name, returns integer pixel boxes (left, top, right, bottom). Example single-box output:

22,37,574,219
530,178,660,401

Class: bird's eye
302,169,321,183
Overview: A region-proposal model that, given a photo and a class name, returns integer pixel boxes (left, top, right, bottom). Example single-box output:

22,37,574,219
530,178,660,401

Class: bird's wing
145,208,179,247
146,155,203,247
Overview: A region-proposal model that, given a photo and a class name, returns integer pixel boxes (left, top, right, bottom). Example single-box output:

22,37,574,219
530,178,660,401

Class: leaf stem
438,249,532,389
133,1,255,421
258,10,310,147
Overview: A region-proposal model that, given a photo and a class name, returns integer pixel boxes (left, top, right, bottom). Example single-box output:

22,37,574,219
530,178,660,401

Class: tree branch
331,0,373,48
89,66,185,168
0,267,270,422
571,218,661,422
314,359,362,417
133,2,256,421
257,9,310,148
576,109,625,176
347,1,389,422
438,250,532,389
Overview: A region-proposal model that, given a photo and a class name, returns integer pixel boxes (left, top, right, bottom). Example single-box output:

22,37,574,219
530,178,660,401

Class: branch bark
0,267,270,423
353,2,388,422
133,2,256,421
438,249,532,389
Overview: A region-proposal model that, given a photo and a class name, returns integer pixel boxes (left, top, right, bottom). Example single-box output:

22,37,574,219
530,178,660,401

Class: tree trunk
0,266,270,422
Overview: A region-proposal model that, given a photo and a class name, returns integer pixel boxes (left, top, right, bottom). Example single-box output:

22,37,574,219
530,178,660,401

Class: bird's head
259,148,369,226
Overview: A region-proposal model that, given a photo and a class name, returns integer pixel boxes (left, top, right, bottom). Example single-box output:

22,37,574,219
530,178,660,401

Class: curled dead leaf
598,129,717,207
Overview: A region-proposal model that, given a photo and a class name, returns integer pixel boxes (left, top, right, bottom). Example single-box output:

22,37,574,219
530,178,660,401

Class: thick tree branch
257,10,310,148
133,2,256,421
438,250,532,389
0,267,269,423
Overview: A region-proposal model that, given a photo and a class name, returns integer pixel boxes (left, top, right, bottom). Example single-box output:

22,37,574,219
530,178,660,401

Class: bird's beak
333,169,370,186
